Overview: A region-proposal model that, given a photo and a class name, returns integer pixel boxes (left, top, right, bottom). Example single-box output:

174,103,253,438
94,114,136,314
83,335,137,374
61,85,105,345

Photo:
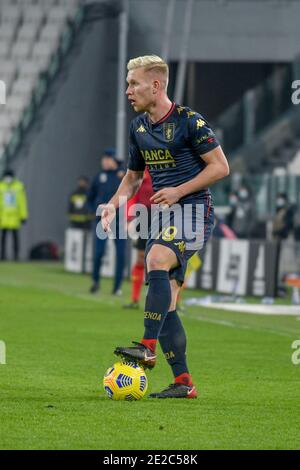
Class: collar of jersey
148,101,176,127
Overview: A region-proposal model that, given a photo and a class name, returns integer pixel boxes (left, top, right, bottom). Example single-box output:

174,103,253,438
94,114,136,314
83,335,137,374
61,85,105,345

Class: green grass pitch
0,262,299,450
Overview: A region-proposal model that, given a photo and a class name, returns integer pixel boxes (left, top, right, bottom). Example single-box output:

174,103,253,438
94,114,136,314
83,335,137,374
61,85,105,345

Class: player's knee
147,245,178,272
147,255,169,271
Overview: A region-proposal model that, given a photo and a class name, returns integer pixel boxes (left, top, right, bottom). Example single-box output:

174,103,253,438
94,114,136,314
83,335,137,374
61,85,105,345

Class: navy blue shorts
145,197,214,285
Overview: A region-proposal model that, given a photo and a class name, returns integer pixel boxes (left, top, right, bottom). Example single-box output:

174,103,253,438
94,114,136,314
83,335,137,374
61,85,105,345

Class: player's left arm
151,146,229,206
177,146,229,198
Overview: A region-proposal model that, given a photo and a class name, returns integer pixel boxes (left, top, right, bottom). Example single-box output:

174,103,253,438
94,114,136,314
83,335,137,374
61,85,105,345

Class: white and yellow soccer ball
103,361,148,401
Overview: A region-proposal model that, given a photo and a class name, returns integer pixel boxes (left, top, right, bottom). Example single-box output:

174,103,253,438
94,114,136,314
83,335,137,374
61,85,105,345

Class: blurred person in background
226,190,238,229
293,206,300,264
272,192,295,241
231,183,256,239
213,214,237,239
293,208,300,243
88,149,126,295
0,169,28,261
68,176,92,230
123,167,153,309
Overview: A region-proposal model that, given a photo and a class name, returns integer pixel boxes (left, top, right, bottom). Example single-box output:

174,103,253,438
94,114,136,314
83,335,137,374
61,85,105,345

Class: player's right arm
107,169,144,210
100,169,144,233
100,120,146,232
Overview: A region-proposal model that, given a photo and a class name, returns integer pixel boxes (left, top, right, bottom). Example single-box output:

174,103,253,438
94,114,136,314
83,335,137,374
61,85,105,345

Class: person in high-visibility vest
0,169,28,261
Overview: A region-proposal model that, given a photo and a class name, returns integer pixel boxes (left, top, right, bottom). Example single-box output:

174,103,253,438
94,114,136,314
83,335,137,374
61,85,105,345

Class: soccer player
100,55,229,398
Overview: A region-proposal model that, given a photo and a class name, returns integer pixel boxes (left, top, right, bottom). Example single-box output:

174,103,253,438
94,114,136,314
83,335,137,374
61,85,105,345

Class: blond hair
127,55,169,90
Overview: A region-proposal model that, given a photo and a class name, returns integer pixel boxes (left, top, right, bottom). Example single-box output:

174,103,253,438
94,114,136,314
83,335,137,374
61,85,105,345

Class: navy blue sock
142,270,171,346
159,310,191,382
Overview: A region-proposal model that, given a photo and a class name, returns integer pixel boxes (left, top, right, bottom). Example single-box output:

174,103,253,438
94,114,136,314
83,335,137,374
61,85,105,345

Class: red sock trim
141,339,157,353
175,373,193,387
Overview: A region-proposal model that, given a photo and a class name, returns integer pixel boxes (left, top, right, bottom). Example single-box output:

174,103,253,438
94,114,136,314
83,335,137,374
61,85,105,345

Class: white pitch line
209,302,300,316
179,312,296,339
0,279,298,337
185,301,300,316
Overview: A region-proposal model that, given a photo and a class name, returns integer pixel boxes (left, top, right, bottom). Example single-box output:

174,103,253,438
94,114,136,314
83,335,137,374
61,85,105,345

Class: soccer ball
103,361,148,401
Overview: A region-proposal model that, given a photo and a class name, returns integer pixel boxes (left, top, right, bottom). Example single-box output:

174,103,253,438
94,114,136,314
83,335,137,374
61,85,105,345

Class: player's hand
97,204,116,233
150,187,183,207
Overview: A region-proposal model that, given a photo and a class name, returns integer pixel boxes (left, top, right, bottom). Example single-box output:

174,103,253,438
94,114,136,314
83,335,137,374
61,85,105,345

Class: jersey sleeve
187,113,220,155
127,122,146,172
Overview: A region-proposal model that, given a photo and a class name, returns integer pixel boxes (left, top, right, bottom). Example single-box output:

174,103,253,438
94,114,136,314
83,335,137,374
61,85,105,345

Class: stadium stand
288,149,300,175
0,0,82,162
211,57,300,219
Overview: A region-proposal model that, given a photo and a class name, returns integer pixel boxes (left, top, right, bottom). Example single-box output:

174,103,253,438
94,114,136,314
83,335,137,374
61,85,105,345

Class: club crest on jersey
137,125,146,133
163,122,175,142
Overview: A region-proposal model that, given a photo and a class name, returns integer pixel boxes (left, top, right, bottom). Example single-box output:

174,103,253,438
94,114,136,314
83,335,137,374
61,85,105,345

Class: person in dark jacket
272,193,295,241
88,149,126,295
68,176,92,230
226,190,238,229
231,184,256,239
